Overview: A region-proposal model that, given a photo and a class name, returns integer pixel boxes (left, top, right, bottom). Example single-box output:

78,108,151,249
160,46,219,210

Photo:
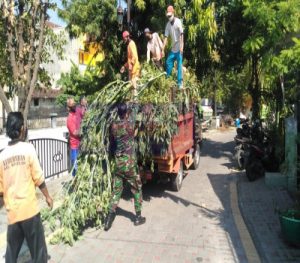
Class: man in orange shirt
120,31,140,98
0,112,53,263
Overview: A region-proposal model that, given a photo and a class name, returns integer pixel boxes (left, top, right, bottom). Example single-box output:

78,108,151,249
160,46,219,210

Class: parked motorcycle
234,119,251,169
243,142,265,181
234,119,275,181
239,130,274,181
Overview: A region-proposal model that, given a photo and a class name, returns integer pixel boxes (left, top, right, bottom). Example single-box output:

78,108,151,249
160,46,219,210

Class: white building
42,21,85,89
0,22,87,130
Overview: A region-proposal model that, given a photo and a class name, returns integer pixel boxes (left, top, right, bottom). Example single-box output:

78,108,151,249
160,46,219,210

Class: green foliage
43,65,201,244
59,0,122,74
57,63,102,96
242,0,300,57
58,0,218,84
0,9,12,89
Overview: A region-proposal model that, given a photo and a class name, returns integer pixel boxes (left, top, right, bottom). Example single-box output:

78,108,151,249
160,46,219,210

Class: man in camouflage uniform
104,103,146,231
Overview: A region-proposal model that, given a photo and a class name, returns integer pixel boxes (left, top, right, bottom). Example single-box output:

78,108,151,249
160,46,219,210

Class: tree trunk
23,2,47,125
213,71,217,117
0,86,12,113
18,86,26,114
248,55,260,120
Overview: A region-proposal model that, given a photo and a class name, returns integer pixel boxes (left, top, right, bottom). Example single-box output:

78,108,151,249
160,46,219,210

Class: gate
29,138,69,179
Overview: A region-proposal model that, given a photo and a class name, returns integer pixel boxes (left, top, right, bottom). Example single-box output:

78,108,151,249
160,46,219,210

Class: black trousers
5,213,48,263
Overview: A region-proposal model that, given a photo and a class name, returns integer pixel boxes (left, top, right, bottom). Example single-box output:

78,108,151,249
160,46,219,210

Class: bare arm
180,34,184,54
163,37,168,50
158,34,164,50
39,182,53,209
163,37,168,51
147,48,151,63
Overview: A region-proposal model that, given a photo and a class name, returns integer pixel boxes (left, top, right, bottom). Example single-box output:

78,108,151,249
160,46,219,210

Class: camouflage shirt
111,120,135,156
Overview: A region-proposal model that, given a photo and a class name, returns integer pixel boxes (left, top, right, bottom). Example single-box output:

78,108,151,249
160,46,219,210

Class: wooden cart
142,105,203,191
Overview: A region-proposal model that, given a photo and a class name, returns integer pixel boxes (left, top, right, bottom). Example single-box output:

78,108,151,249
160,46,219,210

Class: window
79,50,85,65
33,98,39,107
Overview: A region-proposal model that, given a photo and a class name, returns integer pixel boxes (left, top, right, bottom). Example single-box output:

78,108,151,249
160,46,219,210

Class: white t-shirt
147,32,163,59
165,17,184,53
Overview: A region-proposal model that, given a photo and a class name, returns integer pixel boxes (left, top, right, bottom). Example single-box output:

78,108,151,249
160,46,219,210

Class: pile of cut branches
42,65,200,245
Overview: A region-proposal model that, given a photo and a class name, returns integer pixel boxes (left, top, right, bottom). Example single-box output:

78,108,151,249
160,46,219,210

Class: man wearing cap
163,5,184,89
66,97,80,176
144,28,164,69
120,31,140,98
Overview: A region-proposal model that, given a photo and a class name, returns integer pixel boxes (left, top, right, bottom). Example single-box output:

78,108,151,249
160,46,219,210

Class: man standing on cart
144,28,164,69
120,31,141,99
104,103,146,231
163,5,184,89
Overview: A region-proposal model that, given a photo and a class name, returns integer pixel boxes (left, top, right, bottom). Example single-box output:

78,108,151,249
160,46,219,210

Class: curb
230,181,261,263
236,180,270,263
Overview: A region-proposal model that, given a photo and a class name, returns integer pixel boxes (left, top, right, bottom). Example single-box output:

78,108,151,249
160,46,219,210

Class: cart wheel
190,143,200,170
171,160,184,191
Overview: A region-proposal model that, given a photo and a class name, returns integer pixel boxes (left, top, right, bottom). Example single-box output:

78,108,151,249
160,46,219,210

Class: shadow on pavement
201,134,248,261
205,172,247,262
116,207,136,222
117,131,248,261
201,138,235,161
121,180,226,222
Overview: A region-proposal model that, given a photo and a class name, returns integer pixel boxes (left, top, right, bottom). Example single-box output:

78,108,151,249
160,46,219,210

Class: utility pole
214,70,217,117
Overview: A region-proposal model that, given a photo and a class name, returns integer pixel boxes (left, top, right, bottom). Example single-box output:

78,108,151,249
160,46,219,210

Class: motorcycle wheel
245,159,265,182
235,146,244,170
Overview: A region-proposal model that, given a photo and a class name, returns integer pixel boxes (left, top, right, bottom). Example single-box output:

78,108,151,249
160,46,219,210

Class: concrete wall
28,98,66,119
27,116,67,129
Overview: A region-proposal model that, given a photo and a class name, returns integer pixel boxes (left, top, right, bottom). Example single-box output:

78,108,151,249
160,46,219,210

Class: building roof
32,89,62,99
45,21,62,29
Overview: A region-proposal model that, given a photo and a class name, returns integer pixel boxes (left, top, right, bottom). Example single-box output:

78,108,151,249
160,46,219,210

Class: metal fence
29,138,69,179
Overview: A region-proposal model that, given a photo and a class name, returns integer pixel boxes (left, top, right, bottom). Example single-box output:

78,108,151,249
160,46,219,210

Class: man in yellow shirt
120,31,140,98
0,112,53,263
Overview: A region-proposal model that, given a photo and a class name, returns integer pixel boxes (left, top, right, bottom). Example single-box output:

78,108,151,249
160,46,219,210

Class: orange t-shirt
0,142,44,224
126,40,140,79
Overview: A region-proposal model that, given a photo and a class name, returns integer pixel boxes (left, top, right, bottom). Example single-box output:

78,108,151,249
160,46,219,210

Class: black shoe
134,215,146,226
104,212,116,231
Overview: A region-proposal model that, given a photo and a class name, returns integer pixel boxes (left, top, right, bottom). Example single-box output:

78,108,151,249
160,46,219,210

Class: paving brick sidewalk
238,176,300,262
18,130,245,263
13,129,249,263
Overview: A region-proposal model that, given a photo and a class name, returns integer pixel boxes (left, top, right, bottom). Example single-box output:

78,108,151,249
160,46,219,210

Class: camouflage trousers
109,155,143,213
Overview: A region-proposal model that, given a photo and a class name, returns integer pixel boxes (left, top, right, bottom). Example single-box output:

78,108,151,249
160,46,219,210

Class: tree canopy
1,0,298,123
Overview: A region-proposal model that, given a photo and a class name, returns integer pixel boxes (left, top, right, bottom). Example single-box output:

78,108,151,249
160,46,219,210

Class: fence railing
30,138,69,179
0,138,70,179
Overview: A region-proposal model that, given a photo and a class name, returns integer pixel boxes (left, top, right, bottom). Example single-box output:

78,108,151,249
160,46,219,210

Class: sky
48,0,66,27
48,0,127,27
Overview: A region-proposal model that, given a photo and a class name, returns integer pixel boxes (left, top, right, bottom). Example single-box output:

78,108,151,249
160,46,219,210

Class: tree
58,0,218,80
59,0,122,81
132,0,218,78
0,8,14,114
0,0,65,122
241,0,300,118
